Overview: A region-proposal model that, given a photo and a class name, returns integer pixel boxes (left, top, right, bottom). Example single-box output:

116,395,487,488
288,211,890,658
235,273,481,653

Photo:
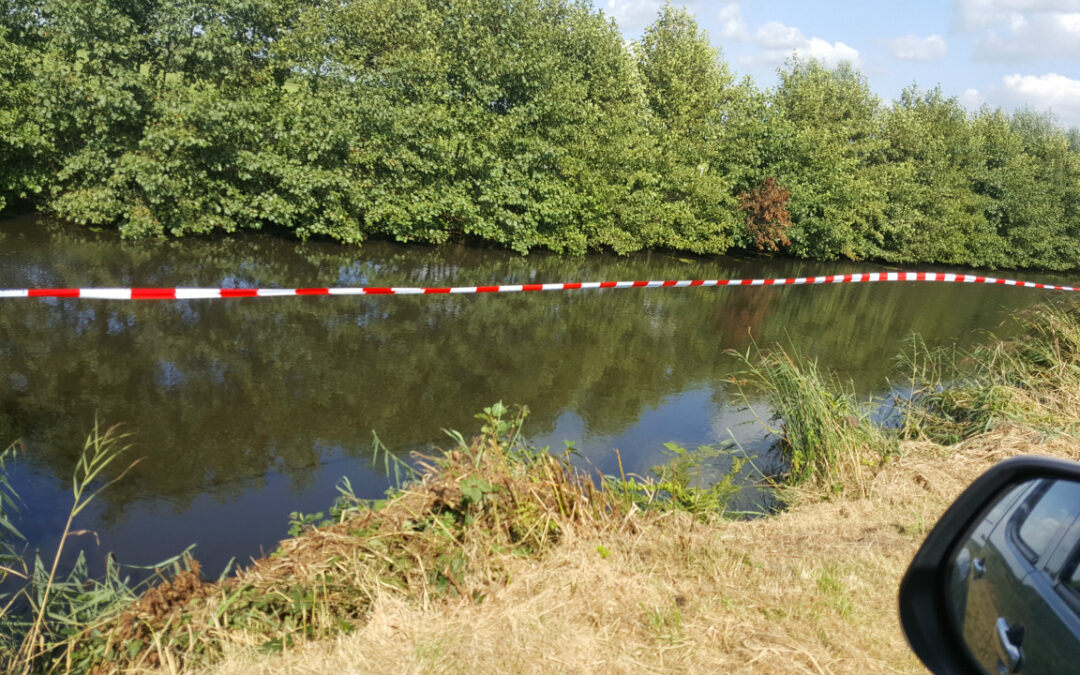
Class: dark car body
951,479,1080,673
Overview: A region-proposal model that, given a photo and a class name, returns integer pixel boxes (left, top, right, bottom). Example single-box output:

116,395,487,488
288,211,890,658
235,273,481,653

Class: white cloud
890,34,948,61
974,11,1080,60
954,0,1080,61
955,0,1080,30
603,0,667,35
1001,73,1080,123
754,20,805,49
716,3,747,41
751,21,860,68
960,88,985,109
803,38,861,66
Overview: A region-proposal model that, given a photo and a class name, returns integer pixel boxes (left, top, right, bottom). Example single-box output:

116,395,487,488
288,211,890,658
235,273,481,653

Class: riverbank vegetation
2,1,1080,268
4,300,1080,672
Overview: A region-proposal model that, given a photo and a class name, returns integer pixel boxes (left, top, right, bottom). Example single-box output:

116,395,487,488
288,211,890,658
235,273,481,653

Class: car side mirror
899,456,1080,674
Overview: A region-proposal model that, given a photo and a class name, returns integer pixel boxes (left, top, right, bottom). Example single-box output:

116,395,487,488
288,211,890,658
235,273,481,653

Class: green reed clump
898,303,1080,443
733,345,896,494
0,441,27,658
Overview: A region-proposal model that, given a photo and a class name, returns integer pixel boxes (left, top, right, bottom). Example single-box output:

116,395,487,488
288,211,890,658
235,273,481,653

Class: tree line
2,0,1079,269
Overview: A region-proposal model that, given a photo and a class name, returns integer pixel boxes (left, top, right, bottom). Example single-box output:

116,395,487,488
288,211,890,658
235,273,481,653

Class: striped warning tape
0,272,1076,300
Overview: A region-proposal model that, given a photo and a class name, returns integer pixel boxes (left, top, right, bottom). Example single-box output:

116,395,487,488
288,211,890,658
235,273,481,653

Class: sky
602,0,1080,128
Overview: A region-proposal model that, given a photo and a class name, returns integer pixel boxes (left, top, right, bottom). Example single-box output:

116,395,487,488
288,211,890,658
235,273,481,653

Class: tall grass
898,303,1080,444
0,421,158,674
724,303,1080,497
0,440,28,658
732,344,896,495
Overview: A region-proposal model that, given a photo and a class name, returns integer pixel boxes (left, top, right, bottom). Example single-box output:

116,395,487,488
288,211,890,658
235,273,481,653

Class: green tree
768,59,884,260
1000,108,1080,268
634,5,746,253
0,1,54,211
23,0,156,225
295,0,656,253
48,0,301,238
961,109,1057,268
869,86,998,265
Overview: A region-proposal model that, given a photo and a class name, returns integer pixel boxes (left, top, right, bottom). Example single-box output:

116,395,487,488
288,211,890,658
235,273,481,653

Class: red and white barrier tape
0,272,1076,300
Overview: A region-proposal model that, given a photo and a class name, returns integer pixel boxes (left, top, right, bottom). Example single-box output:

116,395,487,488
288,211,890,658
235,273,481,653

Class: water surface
0,216,1069,576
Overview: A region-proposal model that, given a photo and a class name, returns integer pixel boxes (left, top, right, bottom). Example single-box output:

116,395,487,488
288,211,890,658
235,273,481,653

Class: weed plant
602,442,750,520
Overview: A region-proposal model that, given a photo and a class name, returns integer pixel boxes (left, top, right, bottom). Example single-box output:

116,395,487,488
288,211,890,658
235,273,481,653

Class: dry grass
58,421,642,672
202,426,1080,675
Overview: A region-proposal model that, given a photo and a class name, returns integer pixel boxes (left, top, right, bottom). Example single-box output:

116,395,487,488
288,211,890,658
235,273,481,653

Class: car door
950,481,1035,645
961,479,1080,674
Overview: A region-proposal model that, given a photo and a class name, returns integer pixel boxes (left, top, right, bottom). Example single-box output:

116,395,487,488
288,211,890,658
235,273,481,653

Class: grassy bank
208,427,1074,675
8,302,1080,673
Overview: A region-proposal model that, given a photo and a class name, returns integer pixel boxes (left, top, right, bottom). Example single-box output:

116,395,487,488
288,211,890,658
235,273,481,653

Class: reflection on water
0,216,1063,576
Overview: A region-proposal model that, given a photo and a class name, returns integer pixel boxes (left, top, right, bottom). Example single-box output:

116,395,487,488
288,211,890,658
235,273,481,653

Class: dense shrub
1,1,1079,268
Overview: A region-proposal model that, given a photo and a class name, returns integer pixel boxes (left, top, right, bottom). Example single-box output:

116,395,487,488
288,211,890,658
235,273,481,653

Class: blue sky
603,0,1080,128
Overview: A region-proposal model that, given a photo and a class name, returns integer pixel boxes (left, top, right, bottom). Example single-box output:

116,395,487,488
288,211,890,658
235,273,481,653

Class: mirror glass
948,478,1080,674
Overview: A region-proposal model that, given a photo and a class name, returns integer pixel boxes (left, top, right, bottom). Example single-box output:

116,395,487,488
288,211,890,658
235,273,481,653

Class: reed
0,421,167,674
898,302,1080,444
732,344,896,495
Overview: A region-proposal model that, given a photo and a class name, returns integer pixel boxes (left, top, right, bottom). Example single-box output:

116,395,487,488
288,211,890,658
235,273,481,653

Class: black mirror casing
899,456,1080,674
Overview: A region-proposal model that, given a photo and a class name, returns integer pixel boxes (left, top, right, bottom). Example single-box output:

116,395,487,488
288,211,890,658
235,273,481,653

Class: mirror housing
899,455,1080,674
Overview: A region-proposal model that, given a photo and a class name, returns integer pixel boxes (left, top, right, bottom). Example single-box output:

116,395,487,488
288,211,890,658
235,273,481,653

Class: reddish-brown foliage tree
738,177,792,252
